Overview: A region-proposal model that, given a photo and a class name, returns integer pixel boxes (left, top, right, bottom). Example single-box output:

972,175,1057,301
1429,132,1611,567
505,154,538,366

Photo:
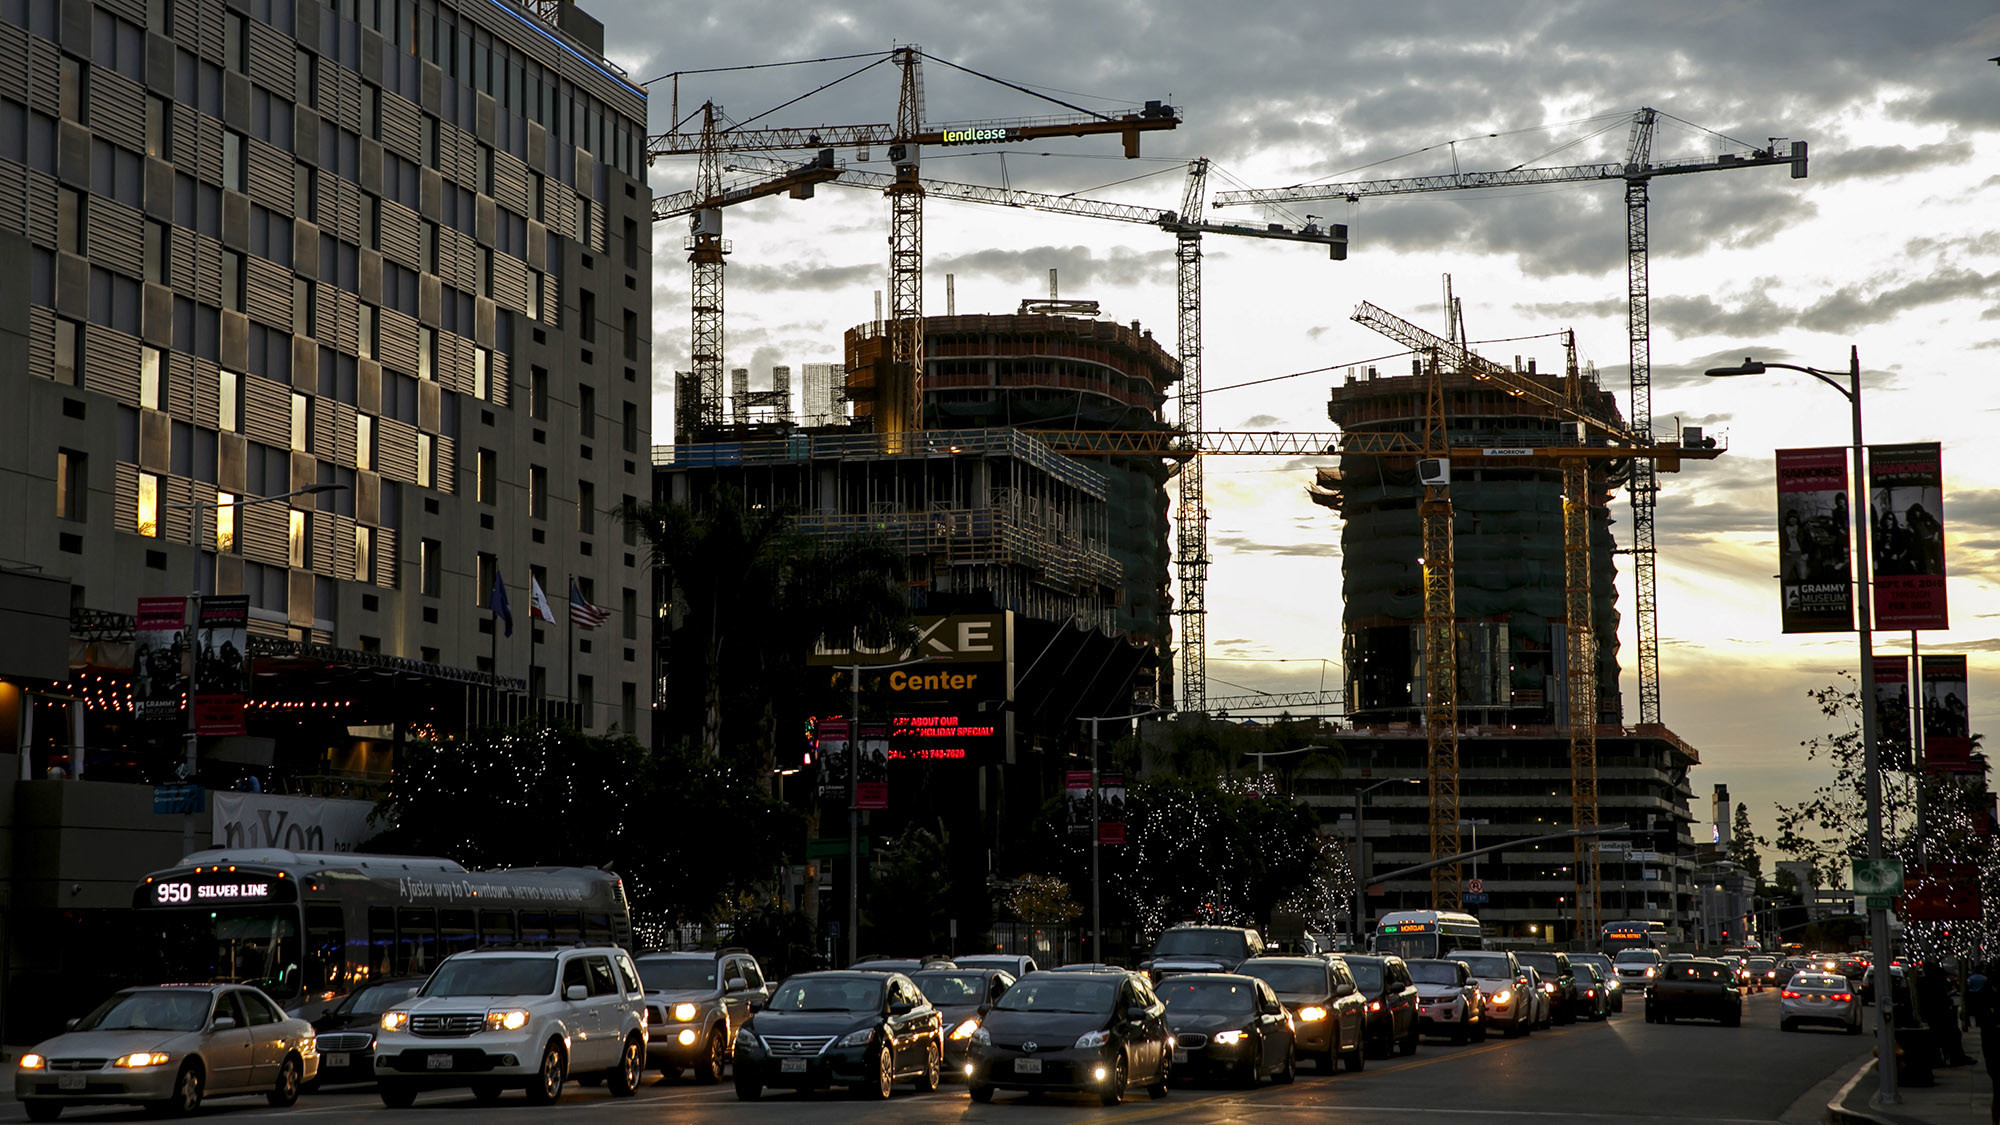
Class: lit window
288,509,307,568
218,370,238,431
357,415,373,471
416,433,433,488
474,348,490,400
140,346,162,410
56,449,85,522
290,394,309,452
216,492,236,552
354,525,373,583
137,472,160,538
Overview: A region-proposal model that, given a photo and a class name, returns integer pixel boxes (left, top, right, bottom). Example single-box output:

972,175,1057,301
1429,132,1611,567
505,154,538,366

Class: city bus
1371,910,1485,959
131,848,633,1016
1600,920,1667,954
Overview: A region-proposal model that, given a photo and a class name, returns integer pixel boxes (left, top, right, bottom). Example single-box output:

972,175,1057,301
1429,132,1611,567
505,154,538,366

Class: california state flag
529,576,557,623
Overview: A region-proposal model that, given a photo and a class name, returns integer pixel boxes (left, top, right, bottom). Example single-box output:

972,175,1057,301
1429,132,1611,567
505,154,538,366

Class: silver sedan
1780,972,1862,1034
15,984,317,1119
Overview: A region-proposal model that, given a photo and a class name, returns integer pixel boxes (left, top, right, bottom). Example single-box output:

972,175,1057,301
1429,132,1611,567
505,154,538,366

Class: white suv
374,946,648,1107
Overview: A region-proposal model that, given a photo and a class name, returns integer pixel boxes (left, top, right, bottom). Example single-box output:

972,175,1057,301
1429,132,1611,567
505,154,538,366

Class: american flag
569,579,609,629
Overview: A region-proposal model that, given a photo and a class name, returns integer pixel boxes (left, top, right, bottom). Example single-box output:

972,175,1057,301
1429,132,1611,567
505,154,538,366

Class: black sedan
966,970,1171,1106
1237,955,1367,1072
1158,974,1296,1087
309,977,425,1087
732,972,944,1100
910,968,1015,1074
1571,963,1614,1021
1343,955,1420,1058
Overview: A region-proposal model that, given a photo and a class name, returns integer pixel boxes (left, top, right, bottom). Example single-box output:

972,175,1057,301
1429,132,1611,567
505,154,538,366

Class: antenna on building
873,290,883,325
946,273,955,317
1049,268,1058,301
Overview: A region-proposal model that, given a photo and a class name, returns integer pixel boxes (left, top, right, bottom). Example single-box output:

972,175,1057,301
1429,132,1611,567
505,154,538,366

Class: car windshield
333,981,421,1018
1237,963,1327,995
1666,963,1726,982
1748,959,1775,971
421,957,556,998
1153,930,1248,960
956,957,1020,972
1615,950,1661,965
75,990,212,1032
767,977,884,1013
1516,954,1560,973
1573,965,1601,983
636,958,719,992
992,976,1117,1014
1407,961,1462,986
1452,953,1514,979
1159,979,1257,1014
912,973,985,1003
1346,962,1385,991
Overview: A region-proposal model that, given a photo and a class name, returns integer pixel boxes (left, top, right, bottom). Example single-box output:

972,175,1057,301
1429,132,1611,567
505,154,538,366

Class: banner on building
1899,863,1981,921
1066,770,1094,834
1098,773,1127,846
1774,448,1854,633
1870,442,1948,630
210,792,379,852
1920,654,1974,773
814,718,850,799
1873,655,1913,771
855,722,889,810
133,597,189,720
193,595,249,735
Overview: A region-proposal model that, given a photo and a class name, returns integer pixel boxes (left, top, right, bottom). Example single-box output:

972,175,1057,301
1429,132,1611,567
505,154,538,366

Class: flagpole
530,582,541,726
566,573,576,717
488,593,498,727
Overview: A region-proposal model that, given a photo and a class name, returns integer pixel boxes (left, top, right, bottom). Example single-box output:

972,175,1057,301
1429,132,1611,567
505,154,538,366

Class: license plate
1014,1058,1043,1074
426,1054,454,1070
780,1058,807,1074
1171,1048,1187,1064
57,1074,85,1091
324,1052,350,1068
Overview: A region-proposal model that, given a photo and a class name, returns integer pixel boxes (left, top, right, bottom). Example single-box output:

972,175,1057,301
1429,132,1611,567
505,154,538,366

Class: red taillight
1833,993,1853,1003
1780,990,1801,999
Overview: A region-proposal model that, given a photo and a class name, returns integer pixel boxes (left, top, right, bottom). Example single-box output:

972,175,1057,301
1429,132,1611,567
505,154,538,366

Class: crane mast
886,47,927,435
1562,328,1602,938
1175,159,1209,715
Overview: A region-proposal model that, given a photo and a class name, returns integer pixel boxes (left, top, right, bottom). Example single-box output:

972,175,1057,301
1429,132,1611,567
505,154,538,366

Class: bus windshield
143,907,303,1000
1373,931,1440,960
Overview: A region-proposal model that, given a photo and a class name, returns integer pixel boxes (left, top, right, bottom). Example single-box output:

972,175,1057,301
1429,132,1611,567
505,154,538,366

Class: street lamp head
1704,357,1767,377
299,482,349,495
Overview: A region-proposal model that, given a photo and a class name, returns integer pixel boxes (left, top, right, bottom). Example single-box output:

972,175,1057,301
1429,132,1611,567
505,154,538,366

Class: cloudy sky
581,0,2000,843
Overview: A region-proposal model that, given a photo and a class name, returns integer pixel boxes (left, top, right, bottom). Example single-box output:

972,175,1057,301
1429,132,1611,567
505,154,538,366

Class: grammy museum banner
1775,448,1854,633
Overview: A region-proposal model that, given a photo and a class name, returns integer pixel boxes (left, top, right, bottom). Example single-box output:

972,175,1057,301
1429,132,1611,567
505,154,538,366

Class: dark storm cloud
727,260,883,292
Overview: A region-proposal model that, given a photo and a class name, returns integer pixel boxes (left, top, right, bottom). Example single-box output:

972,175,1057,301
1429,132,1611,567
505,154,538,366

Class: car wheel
1148,1054,1170,1099
1098,1052,1127,1106
378,1079,418,1109
523,1040,567,1105
1474,1014,1488,1042
1847,1018,1863,1036
969,1081,995,1103
1324,1030,1342,1072
1345,1034,1366,1072
733,1068,762,1102
23,1103,61,1123
914,1039,941,1093
694,1026,726,1084
1781,1018,1796,1033
472,1080,504,1104
160,1062,204,1116
1275,1041,1296,1085
609,1034,644,1097
861,1044,892,1100
268,1054,302,1108
1504,1016,1523,1038
1402,1021,1419,1055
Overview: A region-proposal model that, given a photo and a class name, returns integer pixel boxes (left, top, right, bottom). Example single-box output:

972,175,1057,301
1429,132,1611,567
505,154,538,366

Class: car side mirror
1125,1005,1148,1022
64,1018,78,1030
1335,982,1354,997
211,1016,238,1031
977,1004,990,1018
748,999,766,1012
566,984,588,1001
725,977,748,992
888,1000,914,1016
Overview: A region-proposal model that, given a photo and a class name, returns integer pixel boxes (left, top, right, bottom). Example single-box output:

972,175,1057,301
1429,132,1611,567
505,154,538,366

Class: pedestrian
1920,960,1974,1066
1965,963,2000,1125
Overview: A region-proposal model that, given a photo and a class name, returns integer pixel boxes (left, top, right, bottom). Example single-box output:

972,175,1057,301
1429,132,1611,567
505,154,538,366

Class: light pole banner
193,595,249,736
1920,654,1973,773
1873,655,1913,772
1066,770,1093,834
133,597,189,720
1869,442,1947,630
814,718,850,799
855,722,889,810
1774,447,1854,633
1098,774,1127,846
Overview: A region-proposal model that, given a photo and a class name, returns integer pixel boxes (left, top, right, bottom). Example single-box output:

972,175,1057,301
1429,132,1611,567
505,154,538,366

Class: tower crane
1214,108,1807,729
721,153,1345,711
648,47,1180,437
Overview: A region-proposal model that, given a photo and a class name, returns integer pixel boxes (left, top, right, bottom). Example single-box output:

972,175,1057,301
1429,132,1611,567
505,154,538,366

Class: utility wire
723,56,895,134
638,51,890,88
916,50,1116,122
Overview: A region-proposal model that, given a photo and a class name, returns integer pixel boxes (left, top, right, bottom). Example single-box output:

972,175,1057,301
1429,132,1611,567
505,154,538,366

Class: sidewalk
1828,1025,1987,1125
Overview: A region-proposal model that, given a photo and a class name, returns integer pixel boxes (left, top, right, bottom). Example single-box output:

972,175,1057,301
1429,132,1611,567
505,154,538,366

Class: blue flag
490,568,514,637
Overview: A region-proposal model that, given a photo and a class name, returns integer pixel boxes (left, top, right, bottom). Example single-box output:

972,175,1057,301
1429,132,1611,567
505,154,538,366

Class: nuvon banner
1873,655,1913,772
1774,447,1854,633
1921,654,1974,774
1869,442,1948,631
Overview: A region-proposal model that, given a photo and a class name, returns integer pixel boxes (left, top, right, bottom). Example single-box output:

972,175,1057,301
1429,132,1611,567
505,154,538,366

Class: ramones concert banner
1873,655,1913,772
192,595,249,736
1775,448,1854,633
133,597,189,720
1870,442,1948,631
1921,654,1974,773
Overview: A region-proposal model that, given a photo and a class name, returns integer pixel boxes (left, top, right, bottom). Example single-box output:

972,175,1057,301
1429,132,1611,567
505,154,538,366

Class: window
354,525,373,583
529,365,548,419
526,269,542,319
222,251,245,311
290,393,309,451
474,551,496,606
578,385,596,437
577,480,594,533
418,326,434,381
529,464,546,520
294,163,317,222
362,196,380,250
622,588,637,640
529,172,544,222
623,309,638,360
218,369,238,431
147,0,174,35
623,218,639,270
481,246,493,298
478,145,493,195
56,449,85,522
223,131,244,192
53,319,80,385
140,346,162,409
288,509,307,567
59,56,84,124
358,305,376,360
473,348,490,400
361,84,380,141
622,494,637,546
137,471,160,537
57,188,84,256
476,448,496,504
420,537,441,596
356,414,373,471
422,117,439,169
144,220,170,285
216,492,236,552
294,277,315,336
225,13,247,72
416,432,433,488
622,682,637,733
621,402,637,453
295,49,317,108
573,197,588,242
422,221,438,274
579,289,596,341
146,96,171,160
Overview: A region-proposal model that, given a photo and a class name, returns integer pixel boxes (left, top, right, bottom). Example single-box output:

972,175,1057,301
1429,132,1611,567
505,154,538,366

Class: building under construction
1305,357,1702,943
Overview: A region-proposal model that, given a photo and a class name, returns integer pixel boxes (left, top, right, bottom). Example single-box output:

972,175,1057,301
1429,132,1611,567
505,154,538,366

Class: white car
1613,949,1663,994
1521,968,1554,1030
1446,950,1534,1037
1782,972,1863,1034
16,984,317,1120
374,945,648,1107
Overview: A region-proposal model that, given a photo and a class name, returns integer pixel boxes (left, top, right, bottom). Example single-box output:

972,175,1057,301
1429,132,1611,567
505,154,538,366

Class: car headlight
1073,1029,1110,1049
950,1018,981,1040
1608,981,1622,990
381,1011,409,1032
1212,1030,1245,1046
971,1026,991,1046
673,1003,699,1022
114,1052,173,1068
1644,967,1656,978
486,1009,531,1032
734,1026,760,1050
837,1028,875,1048
19,1054,45,1070
1297,1005,1328,1022
1542,983,1556,994
1492,990,1512,1005
1368,1000,1381,1012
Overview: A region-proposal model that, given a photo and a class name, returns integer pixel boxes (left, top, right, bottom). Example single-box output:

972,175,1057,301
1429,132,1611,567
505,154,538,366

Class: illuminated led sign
137,870,296,908
888,711,1003,763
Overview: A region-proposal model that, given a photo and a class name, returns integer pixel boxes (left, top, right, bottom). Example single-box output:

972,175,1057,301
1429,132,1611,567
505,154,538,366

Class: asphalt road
1,991,1870,1125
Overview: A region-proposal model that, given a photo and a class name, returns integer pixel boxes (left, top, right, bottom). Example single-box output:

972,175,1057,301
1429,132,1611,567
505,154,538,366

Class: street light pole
1080,707,1162,961
1707,345,1894,1105
834,656,931,968
1352,777,1420,946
